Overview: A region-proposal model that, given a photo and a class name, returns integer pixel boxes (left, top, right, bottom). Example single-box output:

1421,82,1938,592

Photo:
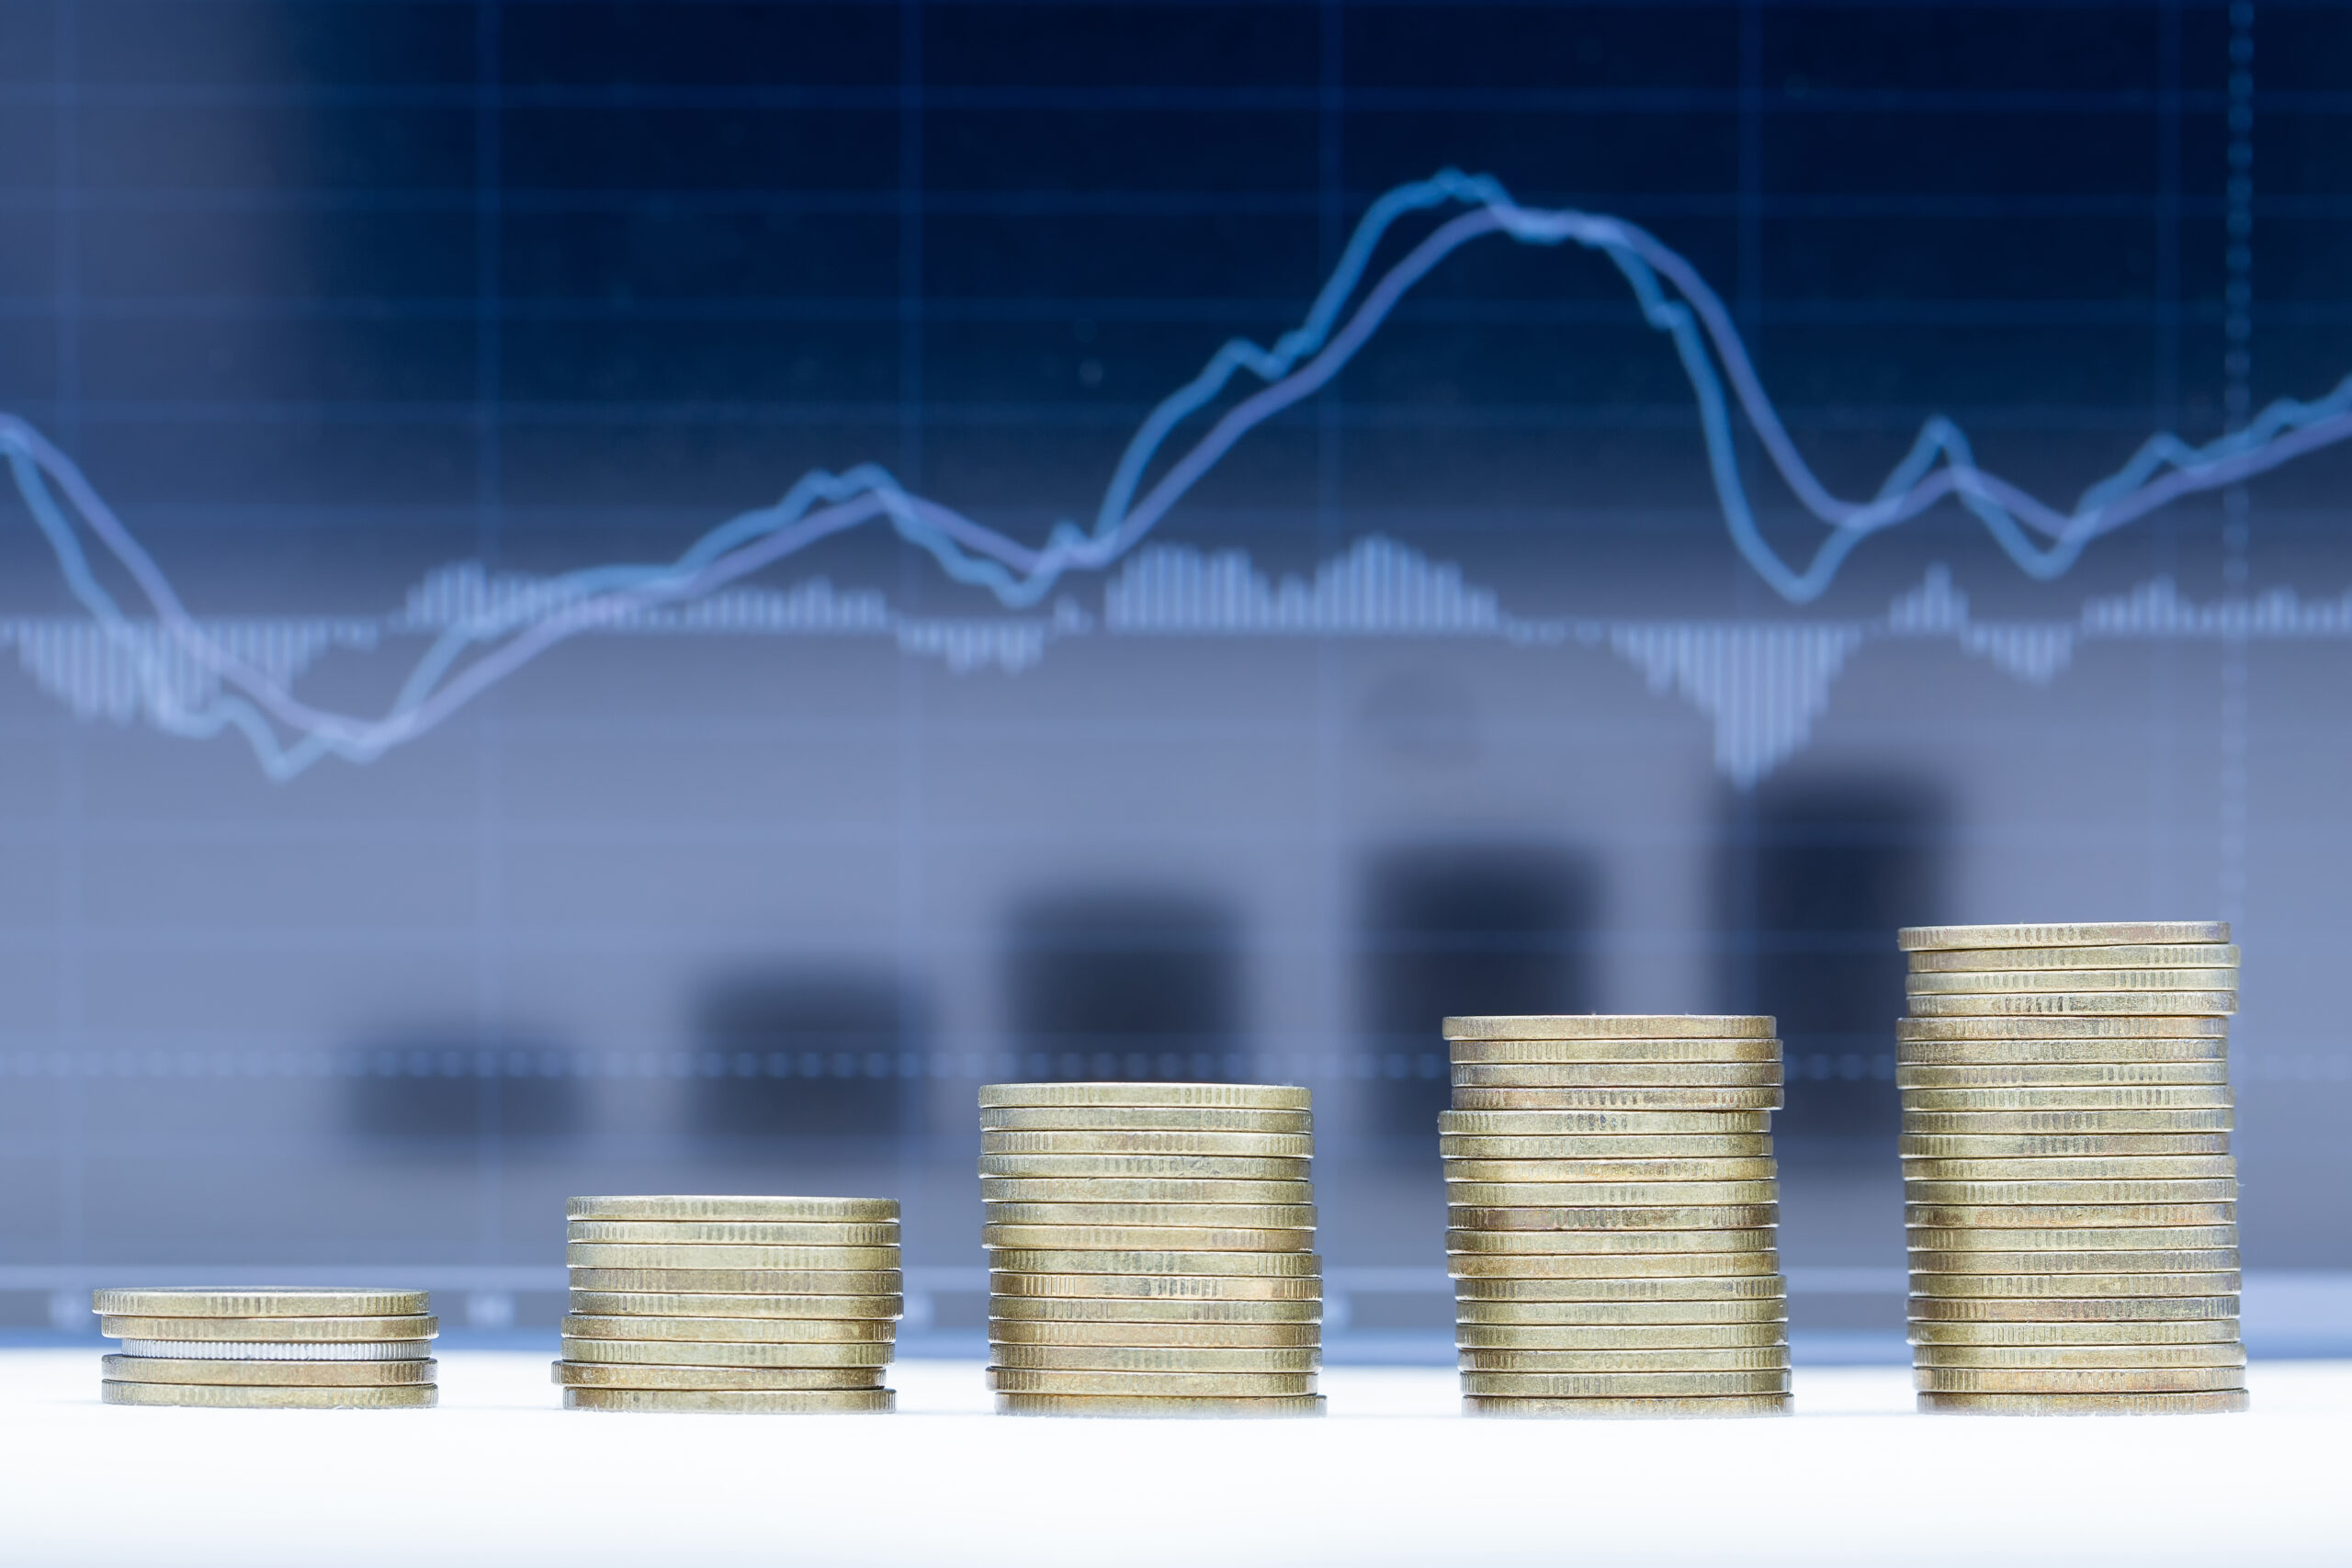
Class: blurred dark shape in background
1005,890,1245,1081
345,1035,588,1143
690,971,923,1138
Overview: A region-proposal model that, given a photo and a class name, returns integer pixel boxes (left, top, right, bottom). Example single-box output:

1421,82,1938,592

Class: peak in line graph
6,169,2351,783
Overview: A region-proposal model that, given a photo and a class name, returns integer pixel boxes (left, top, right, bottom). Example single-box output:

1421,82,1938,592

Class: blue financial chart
1,1,2347,1332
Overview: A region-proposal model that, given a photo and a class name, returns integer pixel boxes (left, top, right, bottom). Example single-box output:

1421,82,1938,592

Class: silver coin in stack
556,1196,900,1413
1894,923,2247,1416
979,1085,1325,1417
91,1288,440,1409
1437,1019,1792,1418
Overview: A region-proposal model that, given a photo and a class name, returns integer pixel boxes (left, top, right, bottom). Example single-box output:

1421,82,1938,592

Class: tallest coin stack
1899,921,2247,1415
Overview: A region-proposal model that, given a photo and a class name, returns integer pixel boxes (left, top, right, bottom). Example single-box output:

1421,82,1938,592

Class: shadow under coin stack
980,1082,1324,1416
557,1196,900,1414
1442,1015,1792,1417
94,1287,437,1409
1899,921,2247,1416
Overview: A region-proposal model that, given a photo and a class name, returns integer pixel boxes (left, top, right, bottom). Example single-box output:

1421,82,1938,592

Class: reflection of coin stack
1900,921,2248,1416
557,1196,900,1413
94,1288,437,1408
979,1083,1324,1417
1441,1016,1792,1417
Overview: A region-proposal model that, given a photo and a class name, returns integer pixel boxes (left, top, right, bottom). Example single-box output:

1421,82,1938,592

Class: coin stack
557,1195,900,1414
1900,920,2248,1416
1441,1015,1792,1417
980,1082,1324,1416
93,1287,437,1409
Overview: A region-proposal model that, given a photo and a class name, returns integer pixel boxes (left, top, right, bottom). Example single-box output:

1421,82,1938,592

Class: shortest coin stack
558,1195,900,1414
93,1287,437,1409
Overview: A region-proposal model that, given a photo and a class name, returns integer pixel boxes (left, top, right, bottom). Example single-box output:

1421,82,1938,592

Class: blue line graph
6,168,2352,779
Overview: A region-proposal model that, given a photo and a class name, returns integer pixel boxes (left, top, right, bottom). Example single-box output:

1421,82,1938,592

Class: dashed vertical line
2219,2,2254,926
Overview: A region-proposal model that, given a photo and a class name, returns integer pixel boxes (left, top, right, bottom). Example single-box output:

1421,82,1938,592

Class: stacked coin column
1899,920,2247,1416
1441,1016,1792,1417
95,1288,437,1409
979,1083,1324,1416
558,1196,900,1414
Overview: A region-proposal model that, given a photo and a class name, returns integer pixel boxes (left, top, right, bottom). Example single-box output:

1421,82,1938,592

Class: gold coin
1909,992,2235,1018
988,1272,1319,1302
1905,1226,2237,1253
565,1221,901,1247
1917,1390,2247,1416
1449,1039,1781,1065
100,1356,435,1387
995,1393,1325,1417
90,1289,429,1318
986,1369,1317,1396
983,1250,1321,1278
1910,1271,2239,1299
1898,1064,2231,1089
1453,1089,1785,1111
979,1107,1312,1134
1901,1180,2235,1205
1898,922,2229,951
1910,1249,2240,1276
1899,1039,2230,1066
1460,1370,1791,1396
1444,1016,1774,1041
562,1387,892,1414
1453,1065,1784,1089
1913,1344,2246,1370
560,1314,896,1344
1900,1156,2235,1181
1444,1228,1776,1256
1909,1295,2237,1323
1904,1110,2233,1134
1455,1276,1785,1303
1916,1367,2245,1393
1449,1204,1780,1231
1457,1299,1786,1326
113,1340,433,1361
1440,1110,1774,1135
982,1202,1315,1230
1447,1252,1780,1280
553,1363,884,1392
978,1179,1315,1204
1899,1134,2232,1157
978,1083,1309,1111
981,1225,1313,1253
1456,1323,1787,1350
989,1320,1322,1348
96,1314,436,1342
989,1345,1319,1373
978,1154,1311,1180
1440,1158,1777,1184
102,1382,435,1410
1898,1015,2228,1041
566,1196,897,1224
1905,968,2238,995
564,1292,901,1320
980,1131,1314,1157
564,1245,900,1270
1463,1394,1791,1418
1903,1089,2232,1111
567,1269,903,1295
1444,1181,1779,1207
559,1338,892,1368
1909,942,2239,973
1457,1348,1790,1373
1908,1319,2241,1346
988,1295,1319,1324
1440,1134,1773,1159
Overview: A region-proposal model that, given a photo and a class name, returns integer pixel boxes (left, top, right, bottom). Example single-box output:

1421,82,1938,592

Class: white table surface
1,1350,2345,1566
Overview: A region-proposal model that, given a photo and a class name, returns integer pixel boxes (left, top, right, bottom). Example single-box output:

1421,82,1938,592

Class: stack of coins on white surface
557,1196,900,1413
1900,921,2248,1416
1441,1016,1792,1417
980,1082,1324,1416
94,1287,437,1409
